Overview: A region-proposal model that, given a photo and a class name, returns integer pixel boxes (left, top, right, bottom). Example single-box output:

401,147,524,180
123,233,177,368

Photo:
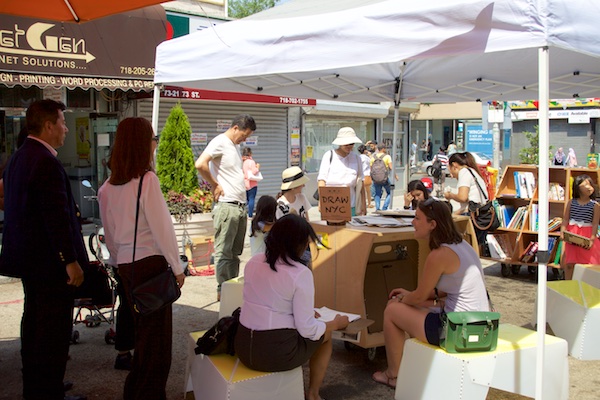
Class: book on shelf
496,204,516,228
553,240,563,264
548,182,565,201
512,171,536,198
520,241,539,263
487,233,515,260
507,206,527,230
548,217,562,231
529,203,538,231
487,234,507,259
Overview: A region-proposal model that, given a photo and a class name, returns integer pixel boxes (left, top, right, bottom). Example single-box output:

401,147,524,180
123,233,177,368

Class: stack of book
507,206,528,230
513,171,536,198
487,233,515,260
548,182,565,201
548,217,562,232
520,241,539,263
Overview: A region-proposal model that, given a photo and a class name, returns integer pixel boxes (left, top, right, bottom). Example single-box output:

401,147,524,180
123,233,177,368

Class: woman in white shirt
317,127,365,216
443,152,490,250
235,215,349,400
98,117,185,400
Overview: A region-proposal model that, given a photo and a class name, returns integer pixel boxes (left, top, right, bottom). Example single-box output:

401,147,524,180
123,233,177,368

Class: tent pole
535,45,550,400
390,104,400,208
151,84,161,135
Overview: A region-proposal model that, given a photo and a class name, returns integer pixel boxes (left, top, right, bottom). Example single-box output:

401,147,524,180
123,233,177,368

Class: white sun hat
332,127,363,146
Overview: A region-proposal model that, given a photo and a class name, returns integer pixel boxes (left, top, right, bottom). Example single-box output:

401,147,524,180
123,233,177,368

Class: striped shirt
569,199,596,226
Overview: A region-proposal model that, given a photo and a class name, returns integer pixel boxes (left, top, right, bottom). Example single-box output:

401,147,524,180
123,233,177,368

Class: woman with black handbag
98,118,185,400
443,152,495,254
372,199,490,389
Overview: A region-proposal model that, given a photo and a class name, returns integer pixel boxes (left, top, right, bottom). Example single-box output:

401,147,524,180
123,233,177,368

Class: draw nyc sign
0,6,166,91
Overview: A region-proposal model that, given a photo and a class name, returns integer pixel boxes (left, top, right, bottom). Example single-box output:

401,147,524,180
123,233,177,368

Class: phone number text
120,66,155,76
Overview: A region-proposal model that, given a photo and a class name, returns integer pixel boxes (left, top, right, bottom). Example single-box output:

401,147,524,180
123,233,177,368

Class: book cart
489,165,600,277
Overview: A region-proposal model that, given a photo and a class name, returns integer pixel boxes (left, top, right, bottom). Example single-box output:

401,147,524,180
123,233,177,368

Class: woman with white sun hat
317,127,365,216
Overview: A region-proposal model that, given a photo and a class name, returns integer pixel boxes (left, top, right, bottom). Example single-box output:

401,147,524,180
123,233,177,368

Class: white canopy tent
154,1,600,396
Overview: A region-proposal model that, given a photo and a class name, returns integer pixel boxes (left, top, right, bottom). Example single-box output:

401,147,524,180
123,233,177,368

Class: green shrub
156,103,198,196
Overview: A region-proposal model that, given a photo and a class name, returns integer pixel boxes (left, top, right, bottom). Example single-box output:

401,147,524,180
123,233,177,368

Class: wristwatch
403,205,410,210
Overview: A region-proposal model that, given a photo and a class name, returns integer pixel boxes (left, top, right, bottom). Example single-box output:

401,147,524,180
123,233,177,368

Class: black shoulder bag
130,173,181,316
195,307,241,356
466,168,500,232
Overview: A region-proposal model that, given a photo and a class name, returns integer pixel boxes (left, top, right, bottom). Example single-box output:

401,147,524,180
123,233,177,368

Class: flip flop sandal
372,370,397,389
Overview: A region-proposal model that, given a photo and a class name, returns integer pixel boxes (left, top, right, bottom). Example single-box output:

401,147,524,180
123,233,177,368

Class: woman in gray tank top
372,198,489,389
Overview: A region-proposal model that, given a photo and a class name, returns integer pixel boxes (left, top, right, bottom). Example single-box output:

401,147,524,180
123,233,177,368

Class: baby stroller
71,259,117,344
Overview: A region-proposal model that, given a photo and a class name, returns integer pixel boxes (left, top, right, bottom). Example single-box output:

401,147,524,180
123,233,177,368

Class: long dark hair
417,199,463,250
250,196,277,237
407,180,431,209
448,152,483,178
108,117,154,185
265,214,322,271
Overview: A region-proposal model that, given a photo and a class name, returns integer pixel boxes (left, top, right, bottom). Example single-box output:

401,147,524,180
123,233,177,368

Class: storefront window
0,86,42,108
67,88,92,109
304,117,374,173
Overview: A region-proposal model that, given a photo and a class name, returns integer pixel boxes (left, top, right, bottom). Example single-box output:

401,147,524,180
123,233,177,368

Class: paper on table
349,216,411,227
315,306,361,322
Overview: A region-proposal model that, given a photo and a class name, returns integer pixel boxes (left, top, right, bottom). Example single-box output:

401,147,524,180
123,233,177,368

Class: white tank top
436,240,489,312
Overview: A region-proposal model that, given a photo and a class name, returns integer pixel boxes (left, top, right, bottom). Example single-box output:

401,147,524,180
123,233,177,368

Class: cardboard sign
319,186,351,222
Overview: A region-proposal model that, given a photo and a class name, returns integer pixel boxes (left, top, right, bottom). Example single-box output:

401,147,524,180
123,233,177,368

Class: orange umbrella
0,0,166,23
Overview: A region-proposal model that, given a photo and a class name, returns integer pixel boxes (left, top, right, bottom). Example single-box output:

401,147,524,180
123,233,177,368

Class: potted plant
156,103,214,241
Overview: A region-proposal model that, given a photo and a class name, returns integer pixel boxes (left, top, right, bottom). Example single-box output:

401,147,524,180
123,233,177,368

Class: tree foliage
156,103,198,196
518,125,553,164
229,0,276,19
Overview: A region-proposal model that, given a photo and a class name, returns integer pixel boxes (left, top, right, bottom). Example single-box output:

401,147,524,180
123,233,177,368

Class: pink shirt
240,254,326,341
243,157,259,190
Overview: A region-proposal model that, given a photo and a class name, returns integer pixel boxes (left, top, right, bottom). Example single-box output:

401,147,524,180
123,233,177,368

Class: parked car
422,151,491,177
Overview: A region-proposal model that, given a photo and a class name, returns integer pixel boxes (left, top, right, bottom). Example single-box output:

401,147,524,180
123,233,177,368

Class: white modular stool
219,276,244,319
395,324,568,400
546,280,600,360
573,264,600,289
185,331,303,399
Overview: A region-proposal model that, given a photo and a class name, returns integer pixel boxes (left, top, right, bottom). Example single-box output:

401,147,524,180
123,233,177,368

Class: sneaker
114,352,132,371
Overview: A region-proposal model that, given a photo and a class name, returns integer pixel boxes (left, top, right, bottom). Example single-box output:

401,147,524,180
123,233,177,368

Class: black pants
113,266,135,352
21,279,73,400
118,256,172,400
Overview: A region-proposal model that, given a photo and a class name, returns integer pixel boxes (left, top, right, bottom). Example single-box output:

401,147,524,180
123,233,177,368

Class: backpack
431,157,443,179
370,153,389,185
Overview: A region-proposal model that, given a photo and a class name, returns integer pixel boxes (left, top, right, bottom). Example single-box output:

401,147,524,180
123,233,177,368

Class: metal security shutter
138,99,289,205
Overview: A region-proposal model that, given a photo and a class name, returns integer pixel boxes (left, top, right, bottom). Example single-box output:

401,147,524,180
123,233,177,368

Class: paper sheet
315,306,361,322
349,216,412,227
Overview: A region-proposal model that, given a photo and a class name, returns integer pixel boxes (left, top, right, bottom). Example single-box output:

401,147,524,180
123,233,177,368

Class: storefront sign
512,109,600,121
0,6,166,91
162,86,316,106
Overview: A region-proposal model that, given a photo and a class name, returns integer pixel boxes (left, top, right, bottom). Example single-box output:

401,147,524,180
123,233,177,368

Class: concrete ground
1,180,598,399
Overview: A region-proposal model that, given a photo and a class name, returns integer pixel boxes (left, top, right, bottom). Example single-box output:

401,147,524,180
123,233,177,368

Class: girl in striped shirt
561,175,600,279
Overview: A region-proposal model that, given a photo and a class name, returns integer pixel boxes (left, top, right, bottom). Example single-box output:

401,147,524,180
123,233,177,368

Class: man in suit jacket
0,99,88,400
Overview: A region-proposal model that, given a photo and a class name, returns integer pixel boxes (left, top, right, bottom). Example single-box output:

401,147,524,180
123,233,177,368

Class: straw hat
281,166,310,190
332,127,363,146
